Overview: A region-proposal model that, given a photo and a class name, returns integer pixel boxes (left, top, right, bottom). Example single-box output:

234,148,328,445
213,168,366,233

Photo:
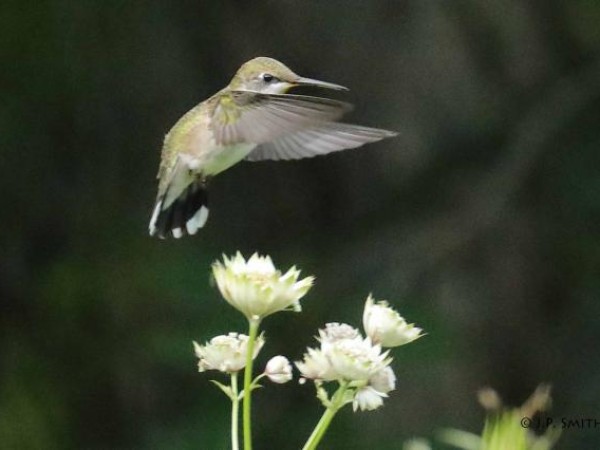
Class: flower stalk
231,373,240,450
302,381,350,450
243,318,261,450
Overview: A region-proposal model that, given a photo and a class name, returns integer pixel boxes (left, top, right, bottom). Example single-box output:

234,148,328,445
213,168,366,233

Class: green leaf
210,379,234,400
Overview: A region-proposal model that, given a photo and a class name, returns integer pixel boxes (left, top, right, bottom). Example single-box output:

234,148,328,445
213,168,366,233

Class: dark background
2,1,599,449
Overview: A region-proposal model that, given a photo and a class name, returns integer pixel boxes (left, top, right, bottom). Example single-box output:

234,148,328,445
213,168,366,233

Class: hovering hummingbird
149,57,397,238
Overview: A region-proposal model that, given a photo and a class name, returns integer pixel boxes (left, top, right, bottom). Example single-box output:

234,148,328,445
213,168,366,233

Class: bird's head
229,57,348,94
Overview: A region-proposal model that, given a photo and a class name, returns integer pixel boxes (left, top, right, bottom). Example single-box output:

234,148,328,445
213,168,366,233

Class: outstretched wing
211,91,352,145
245,123,397,161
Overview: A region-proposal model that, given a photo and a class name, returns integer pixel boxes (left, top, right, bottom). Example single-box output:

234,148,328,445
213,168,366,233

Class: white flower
327,335,391,381
296,323,391,383
363,295,423,347
264,356,293,384
353,386,387,412
193,332,264,373
352,367,396,411
296,347,338,381
319,322,361,346
369,366,396,394
212,252,314,320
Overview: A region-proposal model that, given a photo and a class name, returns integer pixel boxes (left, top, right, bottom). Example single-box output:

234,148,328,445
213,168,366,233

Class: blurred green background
2,1,599,449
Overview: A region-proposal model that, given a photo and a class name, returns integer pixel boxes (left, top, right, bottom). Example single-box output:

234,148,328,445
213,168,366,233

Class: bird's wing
244,123,397,161
211,91,352,145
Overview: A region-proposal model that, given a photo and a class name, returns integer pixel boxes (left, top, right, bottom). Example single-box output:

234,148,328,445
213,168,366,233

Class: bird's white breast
202,142,257,176
182,113,257,176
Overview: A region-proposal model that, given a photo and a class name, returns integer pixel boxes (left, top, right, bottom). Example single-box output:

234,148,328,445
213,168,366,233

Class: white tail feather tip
186,206,209,235
149,201,162,235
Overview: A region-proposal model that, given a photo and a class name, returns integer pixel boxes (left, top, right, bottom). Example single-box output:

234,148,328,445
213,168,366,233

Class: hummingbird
149,57,397,239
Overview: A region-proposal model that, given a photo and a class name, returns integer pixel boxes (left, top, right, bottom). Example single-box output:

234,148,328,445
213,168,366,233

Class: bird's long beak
294,76,348,91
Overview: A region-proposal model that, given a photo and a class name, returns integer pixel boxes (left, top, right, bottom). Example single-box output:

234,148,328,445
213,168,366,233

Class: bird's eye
261,73,276,83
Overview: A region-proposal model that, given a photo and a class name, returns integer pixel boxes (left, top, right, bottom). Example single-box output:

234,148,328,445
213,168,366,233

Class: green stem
243,318,260,450
231,373,240,450
302,382,349,450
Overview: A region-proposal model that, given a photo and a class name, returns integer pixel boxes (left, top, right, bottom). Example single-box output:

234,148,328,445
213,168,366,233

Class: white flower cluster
296,297,423,411
193,253,310,384
193,252,423,415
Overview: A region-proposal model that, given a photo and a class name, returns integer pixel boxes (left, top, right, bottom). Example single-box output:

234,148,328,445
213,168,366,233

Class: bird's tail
149,180,209,239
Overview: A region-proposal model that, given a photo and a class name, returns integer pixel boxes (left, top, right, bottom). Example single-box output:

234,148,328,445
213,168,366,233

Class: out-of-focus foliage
1,1,599,449
440,385,560,450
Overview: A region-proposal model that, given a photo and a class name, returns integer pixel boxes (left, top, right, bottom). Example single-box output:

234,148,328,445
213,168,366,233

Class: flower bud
264,355,293,384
